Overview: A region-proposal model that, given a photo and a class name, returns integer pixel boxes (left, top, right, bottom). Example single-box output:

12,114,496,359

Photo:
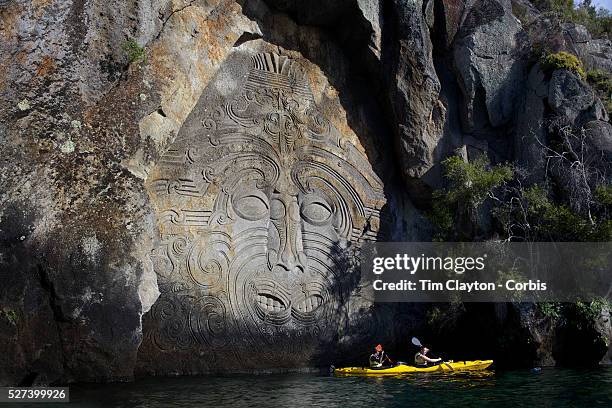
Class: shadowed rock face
137,51,387,372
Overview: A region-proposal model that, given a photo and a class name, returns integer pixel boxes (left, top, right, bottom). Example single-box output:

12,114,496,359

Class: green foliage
539,299,610,330
541,52,586,78
427,306,444,327
532,0,612,39
522,185,550,214
0,307,18,326
593,185,612,238
496,268,528,302
498,184,612,241
573,1,612,39
429,190,454,239
532,0,575,18
587,69,611,87
594,184,612,206
575,297,610,321
428,156,513,240
442,156,514,208
564,297,612,330
426,303,465,334
512,2,530,25
122,39,147,65
534,197,591,239
429,128,611,244
539,302,563,320
587,69,612,114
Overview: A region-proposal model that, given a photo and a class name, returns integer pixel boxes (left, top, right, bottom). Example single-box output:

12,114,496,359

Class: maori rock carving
145,52,386,368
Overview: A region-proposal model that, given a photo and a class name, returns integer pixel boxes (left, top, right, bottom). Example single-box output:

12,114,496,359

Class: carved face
145,52,385,362
226,163,344,334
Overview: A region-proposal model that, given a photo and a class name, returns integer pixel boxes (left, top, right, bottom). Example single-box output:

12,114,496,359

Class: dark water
15,367,612,408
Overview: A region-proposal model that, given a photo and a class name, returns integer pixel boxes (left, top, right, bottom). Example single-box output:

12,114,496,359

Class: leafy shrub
429,191,454,240
428,156,513,240
572,1,612,39
0,307,18,326
539,302,563,320
122,39,147,65
495,184,612,241
541,51,586,78
587,69,610,86
565,298,612,330
532,0,612,39
594,185,612,206
531,0,575,19
429,142,611,242
587,69,612,114
539,299,610,330
441,156,514,208
512,2,530,25
426,303,465,334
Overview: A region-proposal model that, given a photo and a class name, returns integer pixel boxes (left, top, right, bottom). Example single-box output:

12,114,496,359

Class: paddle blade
411,337,422,347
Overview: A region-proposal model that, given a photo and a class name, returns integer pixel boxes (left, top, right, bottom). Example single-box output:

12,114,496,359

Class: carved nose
269,194,307,274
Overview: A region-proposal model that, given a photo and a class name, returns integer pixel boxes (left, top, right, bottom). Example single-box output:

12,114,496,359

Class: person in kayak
369,344,393,368
414,345,442,367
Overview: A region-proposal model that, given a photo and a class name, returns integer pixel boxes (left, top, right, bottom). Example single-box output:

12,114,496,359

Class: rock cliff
0,0,610,384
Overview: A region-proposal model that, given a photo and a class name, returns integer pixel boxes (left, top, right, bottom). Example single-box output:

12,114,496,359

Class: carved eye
301,197,333,226
232,191,269,221
270,198,286,221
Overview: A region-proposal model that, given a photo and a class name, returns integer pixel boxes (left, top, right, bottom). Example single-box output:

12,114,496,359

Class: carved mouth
290,280,329,325
256,293,288,312
251,279,292,325
249,277,330,326
293,294,323,313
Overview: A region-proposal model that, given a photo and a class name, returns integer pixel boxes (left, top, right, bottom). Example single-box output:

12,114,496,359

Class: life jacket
369,351,385,367
415,352,427,366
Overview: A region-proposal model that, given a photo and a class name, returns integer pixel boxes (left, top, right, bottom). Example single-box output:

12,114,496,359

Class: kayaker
369,344,393,368
414,346,442,367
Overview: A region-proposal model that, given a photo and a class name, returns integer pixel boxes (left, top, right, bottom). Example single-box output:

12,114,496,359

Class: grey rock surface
436,0,466,48
584,120,612,161
383,0,444,189
548,70,595,123
515,64,548,183
453,0,526,131
562,23,612,72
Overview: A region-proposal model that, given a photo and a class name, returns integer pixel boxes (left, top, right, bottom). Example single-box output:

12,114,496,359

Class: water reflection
407,370,497,389
358,370,496,388
15,367,612,408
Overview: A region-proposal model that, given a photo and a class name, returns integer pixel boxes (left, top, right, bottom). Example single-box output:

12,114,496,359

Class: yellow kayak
334,360,494,375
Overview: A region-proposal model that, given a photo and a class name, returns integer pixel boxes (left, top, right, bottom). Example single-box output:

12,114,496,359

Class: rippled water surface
17,367,612,407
